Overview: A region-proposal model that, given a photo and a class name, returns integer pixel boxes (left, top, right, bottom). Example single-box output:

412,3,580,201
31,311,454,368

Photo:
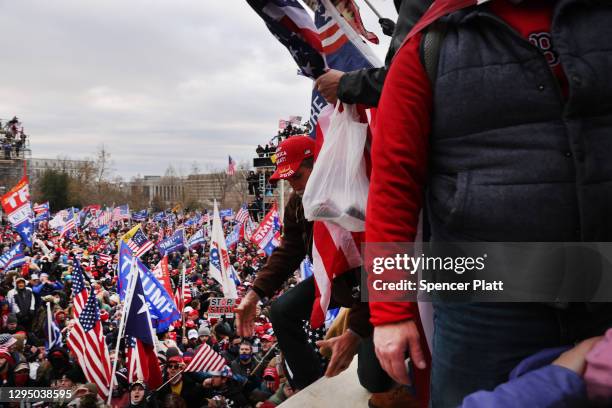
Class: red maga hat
270,136,315,181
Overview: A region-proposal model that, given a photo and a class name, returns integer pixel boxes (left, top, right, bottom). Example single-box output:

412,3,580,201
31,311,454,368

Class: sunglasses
167,364,182,370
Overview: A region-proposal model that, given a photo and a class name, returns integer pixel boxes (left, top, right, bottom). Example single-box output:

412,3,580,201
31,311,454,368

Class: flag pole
361,0,382,19
181,262,186,340
154,368,186,392
251,343,279,376
107,257,138,406
46,302,53,348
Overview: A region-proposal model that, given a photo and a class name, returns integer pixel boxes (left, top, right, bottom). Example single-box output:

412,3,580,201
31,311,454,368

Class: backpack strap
419,21,448,85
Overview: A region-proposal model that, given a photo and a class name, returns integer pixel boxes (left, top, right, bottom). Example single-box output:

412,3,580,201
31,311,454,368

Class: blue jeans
430,302,612,408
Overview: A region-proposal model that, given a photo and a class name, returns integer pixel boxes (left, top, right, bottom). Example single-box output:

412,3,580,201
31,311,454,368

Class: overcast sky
0,0,396,179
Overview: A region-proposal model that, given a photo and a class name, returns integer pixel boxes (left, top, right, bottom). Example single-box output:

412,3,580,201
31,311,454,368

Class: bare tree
95,144,114,187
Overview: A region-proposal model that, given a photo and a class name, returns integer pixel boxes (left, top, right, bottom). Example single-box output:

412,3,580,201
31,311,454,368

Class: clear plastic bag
303,102,369,232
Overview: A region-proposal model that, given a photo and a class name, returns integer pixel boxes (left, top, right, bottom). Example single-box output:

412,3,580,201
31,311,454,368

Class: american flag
235,205,250,225
126,227,155,258
227,155,237,176
308,0,375,328
248,0,373,328
173,279,192,312
33,201,49,215
97,253,112,264
246,0,327,78
67,260,112,398
112,205,130,222
185,343,226,373
60,217,76,239
93,210,112,228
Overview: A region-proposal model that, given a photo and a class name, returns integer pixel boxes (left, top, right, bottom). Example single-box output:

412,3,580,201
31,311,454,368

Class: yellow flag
120,223,141,244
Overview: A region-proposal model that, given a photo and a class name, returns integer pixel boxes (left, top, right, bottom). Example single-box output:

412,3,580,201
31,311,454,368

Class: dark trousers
430,302,612,408
270,276,393,392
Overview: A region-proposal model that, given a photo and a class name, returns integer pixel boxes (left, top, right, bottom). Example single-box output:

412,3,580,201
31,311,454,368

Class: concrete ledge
279,357,370,407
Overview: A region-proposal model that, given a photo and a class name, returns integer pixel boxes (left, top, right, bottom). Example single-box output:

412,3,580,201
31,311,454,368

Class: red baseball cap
270,136,315,181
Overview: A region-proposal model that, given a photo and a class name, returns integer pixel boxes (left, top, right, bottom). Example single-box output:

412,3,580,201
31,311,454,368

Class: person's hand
315,69,345,104
316,330,361,377
553,336,603,375
235,290,260,337
379,18,396,36
373,320,426,385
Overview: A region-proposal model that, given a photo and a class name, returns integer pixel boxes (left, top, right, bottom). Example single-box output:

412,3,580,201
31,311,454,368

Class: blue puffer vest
426,0,612,242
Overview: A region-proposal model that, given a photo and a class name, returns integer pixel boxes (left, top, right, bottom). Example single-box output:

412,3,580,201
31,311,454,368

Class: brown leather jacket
252,192,372,337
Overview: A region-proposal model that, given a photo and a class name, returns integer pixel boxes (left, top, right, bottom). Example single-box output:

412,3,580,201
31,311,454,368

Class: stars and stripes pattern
33,202,49,214
67,260,112,398
126,227,155,258
112,205,130,222
93,210,112,228
173,280,192,312
235,205,250,225
184,343,226,373
252,0,374,328
60,216,76,239
70,260,87,314
97,253,112,264
246,0,327,79
314,1,349,54
227,155,237,176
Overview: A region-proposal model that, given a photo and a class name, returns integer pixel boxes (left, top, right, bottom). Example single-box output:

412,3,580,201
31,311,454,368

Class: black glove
379,18,396,36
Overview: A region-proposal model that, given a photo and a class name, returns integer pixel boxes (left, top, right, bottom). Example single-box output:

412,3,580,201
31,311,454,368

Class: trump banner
1,177,34,247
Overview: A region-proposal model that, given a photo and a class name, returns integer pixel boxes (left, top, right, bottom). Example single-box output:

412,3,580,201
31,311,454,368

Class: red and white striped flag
235,205,250,225
185,343,226,373
67,260,112,398
173,282,192,311
93,210,112,228
60,218,76,239
227,156,237,176
97,253,112,264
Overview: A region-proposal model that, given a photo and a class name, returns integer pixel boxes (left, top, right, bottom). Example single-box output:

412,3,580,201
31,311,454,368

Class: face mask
239,354,252,361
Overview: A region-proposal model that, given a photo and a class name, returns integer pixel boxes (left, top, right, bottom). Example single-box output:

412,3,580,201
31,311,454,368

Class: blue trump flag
97,224,110,237
0,243,26,271
219,208,234,220
225,223,241,248
157,227,185,256
187,229,205,249
132,209,148,222
117,241,180,332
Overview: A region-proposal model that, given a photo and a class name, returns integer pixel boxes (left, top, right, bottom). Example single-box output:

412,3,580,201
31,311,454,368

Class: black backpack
419,22,449,85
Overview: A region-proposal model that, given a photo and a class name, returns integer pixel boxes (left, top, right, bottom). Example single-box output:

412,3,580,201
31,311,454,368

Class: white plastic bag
302,102,369,232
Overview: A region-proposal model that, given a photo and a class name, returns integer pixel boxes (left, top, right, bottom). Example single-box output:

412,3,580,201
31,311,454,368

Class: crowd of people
255,122,311,159
0,208,321,407
2,0,612,406
0,116,28,160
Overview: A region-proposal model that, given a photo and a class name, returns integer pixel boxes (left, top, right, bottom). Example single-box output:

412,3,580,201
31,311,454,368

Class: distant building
27,157,89,180
128,172,248,209
130,175,185,207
